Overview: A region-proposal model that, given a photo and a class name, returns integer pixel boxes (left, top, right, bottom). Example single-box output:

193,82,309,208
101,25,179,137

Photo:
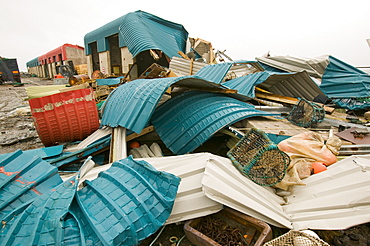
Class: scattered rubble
2,10,370,246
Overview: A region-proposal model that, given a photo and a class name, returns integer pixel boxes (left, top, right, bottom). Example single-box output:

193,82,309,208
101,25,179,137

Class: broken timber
255,91,335,114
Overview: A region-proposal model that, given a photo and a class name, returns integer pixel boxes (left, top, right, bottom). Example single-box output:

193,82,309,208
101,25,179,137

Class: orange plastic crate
29,88,100,147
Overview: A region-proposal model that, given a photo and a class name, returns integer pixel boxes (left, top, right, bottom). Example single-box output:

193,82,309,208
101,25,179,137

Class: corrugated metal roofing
169,56,207,76
223,71,325,101
1,176,78,245
84,10,188,58
256,54,329,78
1,153,180,245
202,152,370,230
151,91,279,155
194,62,233,84
118,11,188,58
76,156,180,245
100,76,231,134
0,150,63,238
81,154,224,225
320,56,370,98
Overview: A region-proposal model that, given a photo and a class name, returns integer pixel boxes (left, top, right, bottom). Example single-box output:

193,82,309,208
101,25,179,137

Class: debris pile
2,9,370,246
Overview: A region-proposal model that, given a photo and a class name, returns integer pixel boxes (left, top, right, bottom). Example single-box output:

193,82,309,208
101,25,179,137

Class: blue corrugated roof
223,72,270,98
75,156,180,245
100,76,231,133
118,11,188,58
223,71,324,101
26,57,39,68
0,153,180,245
1,176,78,245
151,91,279,155
320,56,370,98
84,10,188,58
194,62,233,84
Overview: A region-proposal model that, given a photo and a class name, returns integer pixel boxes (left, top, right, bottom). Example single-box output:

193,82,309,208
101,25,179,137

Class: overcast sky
1,0,369,72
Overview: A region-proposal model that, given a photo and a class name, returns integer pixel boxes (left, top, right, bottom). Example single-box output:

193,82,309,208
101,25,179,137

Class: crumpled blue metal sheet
222,72,270,98
1,176,78,245
85,10,188,57
0,150,63,222
118,10,188,58
76,156,180,245
194,62,233,84
0,151,180,245
223,71,324,101
151,91,279,155
320,56,370,99
96,76,124,86
100,76,231,133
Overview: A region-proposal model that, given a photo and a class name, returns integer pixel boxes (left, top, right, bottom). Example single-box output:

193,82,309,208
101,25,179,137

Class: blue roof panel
194,62,233,84
76,156,180,245
118,11,188,58
320,56,370,98
84,10,188,57
100,76,231,133
151,91,279,155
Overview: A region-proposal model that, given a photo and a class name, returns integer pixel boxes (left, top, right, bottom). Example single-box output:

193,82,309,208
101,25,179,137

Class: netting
227,128,290,186
287,98,325,128
263,230,330,246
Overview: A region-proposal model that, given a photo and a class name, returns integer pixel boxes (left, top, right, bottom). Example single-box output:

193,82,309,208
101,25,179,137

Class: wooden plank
126,126,155,141
255,91,335,114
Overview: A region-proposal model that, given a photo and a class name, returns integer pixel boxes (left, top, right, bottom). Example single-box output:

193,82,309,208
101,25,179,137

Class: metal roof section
256,53,330,78
1,176,78,245
76,156,180,245
100,76,231,134
118,11,188,59
194,62,233,84
202,152,370,230
0,150,63,222
202,154,292,229
223,71,325,101
227,61,265,78
169,56,208,76
284,154,370,230
151,91,279,155
138,154,224,224
0,145,64,162
222,72,270,98
78,153,224,225
320,55,370,98
84,10,188,57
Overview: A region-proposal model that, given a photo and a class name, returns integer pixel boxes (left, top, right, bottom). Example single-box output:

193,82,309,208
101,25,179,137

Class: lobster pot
287,98,325,128
227,128,289,186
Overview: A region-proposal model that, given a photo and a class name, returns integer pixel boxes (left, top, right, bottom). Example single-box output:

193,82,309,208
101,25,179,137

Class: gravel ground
0,77,49,154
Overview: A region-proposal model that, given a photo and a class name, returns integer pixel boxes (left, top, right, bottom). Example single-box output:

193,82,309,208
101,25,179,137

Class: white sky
1,0,370,72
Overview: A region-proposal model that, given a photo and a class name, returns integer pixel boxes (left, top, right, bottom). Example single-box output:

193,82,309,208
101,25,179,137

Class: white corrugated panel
169,56,208,76
256,54,329,78
202,154,292,228
202,153,370,230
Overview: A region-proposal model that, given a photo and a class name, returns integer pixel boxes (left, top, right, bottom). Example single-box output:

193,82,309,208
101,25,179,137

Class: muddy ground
1,76,370,245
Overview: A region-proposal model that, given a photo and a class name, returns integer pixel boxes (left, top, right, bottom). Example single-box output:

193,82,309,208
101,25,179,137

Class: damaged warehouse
1,9,370,246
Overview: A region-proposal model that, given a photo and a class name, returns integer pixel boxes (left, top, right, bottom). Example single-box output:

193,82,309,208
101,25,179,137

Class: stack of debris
3,11,370,245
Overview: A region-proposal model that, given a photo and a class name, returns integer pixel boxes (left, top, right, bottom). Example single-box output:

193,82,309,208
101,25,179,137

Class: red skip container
29,88,100,147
